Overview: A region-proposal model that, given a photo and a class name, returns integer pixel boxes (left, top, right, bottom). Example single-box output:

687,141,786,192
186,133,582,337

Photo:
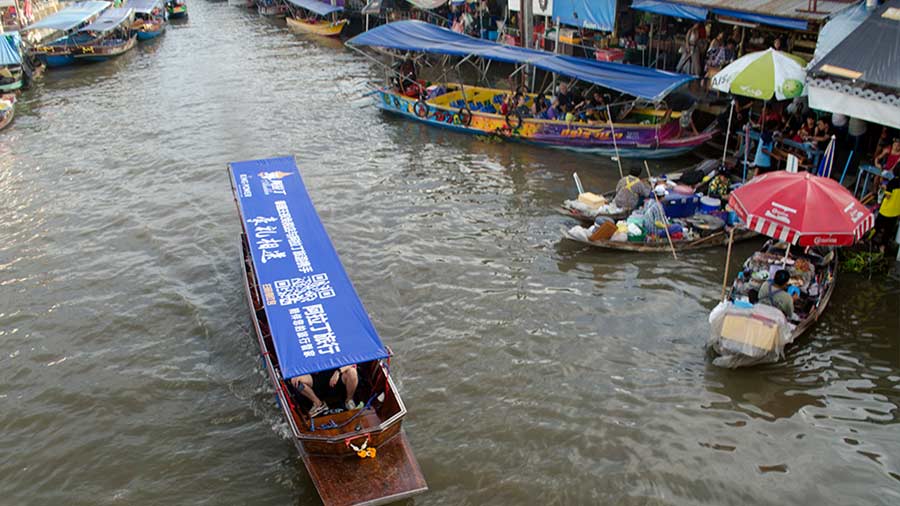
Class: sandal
308,403,328,418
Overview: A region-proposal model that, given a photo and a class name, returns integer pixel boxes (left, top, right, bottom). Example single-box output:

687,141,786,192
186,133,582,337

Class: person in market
873,171,900,252
751,130,776,177
758,269,797,320
874,137,900,173
613,166,651,211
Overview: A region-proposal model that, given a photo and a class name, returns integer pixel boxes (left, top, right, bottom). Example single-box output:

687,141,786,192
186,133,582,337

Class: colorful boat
127,0,167,40
0,95,15,131
347,21,714,159
0,33,25,92
73,8,138,63
25,1,111,68
228,157,428,506
165,0,187,18
284,0,347,37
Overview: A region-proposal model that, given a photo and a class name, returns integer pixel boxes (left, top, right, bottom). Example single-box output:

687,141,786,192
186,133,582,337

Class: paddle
644,160,677,261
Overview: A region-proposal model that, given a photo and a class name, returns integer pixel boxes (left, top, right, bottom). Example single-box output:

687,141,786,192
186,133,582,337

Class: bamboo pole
722,99,735,166
644,161,677,261
720,227,736,301
608,104,623,178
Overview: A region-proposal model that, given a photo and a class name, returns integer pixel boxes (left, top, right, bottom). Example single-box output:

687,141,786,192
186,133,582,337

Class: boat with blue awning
0,32,25,92
347,20,714,159
285,0,347,37
74,7,137,62
229,156,427,506
25,1,111,67
127,0,166,41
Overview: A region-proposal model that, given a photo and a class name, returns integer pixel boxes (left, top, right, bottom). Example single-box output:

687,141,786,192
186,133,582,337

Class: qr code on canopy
273,274,335,306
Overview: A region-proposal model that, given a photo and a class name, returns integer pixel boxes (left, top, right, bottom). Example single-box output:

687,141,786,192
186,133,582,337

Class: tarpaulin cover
708,301,793,368
347,20,694,101
0,32,22,66
26,1,111,32
552,0,615,31
80,7,133,33
712,7,807,31
812,1,870,65
125,0,163,14
229,157,389,379
286,0,343,16
406,0,446,9
631,0,708,22
810,0,900,91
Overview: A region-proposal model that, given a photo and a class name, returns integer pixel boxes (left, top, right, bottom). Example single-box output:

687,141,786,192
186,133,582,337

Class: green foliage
841,250,890,274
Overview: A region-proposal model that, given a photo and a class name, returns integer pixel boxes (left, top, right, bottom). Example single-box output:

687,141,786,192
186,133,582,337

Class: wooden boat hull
375,87,714,159
0,79,22,92
286,16,347,37
136,21,166,40
563,225,756,252
0,102,15,131
75,36,137,62
37,52,75,67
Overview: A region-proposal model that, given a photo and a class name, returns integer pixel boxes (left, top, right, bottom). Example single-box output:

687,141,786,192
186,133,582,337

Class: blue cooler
699,196,721,214
662,193,700,218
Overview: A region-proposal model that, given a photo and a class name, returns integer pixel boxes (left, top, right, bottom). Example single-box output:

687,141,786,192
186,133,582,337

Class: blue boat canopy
347,20,693,101
0,32,22,66
80,7,133,33
631,0,708,22
285,0,343,16
25,1,111,32
712,8,807,31
229,157,389,379
553,0,615,32
125,0,163,15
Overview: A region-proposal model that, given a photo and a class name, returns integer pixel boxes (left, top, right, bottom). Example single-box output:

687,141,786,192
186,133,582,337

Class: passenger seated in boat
515,95,532,118
531,94,548,118
555,82,575,110
290,364,362,417
757,269,797,319
544,96,560,120
613,166,651,210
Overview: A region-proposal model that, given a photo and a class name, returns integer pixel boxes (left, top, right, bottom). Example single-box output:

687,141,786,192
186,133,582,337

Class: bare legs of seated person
290,365,360,417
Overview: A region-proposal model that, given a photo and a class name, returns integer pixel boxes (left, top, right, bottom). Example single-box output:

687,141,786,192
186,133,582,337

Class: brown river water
1,3,899,505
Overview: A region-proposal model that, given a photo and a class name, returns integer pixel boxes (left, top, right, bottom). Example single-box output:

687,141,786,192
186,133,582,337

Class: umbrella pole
720,227,735,301
722,99,735,166
608,104,623,178
645,160,677,261
742,123,750,182
760,100,767,132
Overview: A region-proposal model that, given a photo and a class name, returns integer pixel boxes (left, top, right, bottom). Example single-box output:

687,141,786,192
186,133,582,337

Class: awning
25,1,111,32
347,20,694,101
712,7,807,31
0,32,22,66
406,0,446,9
79,7,133,33
812,2,870,65
552,0,615,31
631,0,708,22
125,0,162,15
285,0,343,16
229,157,389,379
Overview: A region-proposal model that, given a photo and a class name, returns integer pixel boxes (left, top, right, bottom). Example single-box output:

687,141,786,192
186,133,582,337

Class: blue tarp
229,157,389,379
812,1,870,64
125,0,163,14
0,32,22,66
712,8,807,31
631,0,708,22
286,0,343,16
347,20,694,101
552,0,615,31
80,7,133,33
25,1,111,32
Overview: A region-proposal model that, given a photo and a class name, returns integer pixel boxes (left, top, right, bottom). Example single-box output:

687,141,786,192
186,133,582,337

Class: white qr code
273,274,336,306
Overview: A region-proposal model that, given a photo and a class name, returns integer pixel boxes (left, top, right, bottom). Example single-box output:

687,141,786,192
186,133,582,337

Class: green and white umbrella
711,48,808,101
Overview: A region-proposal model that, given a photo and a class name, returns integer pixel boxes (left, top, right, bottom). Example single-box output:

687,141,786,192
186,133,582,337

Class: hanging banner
507,0,553,18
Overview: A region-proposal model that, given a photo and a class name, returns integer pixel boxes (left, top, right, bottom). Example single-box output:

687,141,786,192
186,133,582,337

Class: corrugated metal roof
671,0,856,23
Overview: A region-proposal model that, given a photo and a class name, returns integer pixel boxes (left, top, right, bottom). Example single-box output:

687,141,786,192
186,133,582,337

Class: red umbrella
728,171,875,247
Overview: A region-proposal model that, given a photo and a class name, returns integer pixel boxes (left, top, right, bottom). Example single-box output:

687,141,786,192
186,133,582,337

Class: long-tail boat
228,156,428,506
165,0,188,19
285,0,347,37
127,0,166,40
347,21,714,159
73,8,138,63
25,1,111,68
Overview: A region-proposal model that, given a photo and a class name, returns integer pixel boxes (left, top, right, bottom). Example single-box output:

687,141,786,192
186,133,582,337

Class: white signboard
507,0,553,17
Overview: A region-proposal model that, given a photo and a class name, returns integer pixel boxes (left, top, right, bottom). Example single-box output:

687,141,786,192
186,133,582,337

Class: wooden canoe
563,225,757,252
0,97,15,131
240,236,427,505
286,17,348,37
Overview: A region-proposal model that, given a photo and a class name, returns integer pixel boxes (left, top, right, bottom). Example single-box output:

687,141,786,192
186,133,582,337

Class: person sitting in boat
613,166,652,211
543,96,560,120
531,95,548,118
555,81,575,110
515,95,532,118
290,364,362,417
757,269,798,320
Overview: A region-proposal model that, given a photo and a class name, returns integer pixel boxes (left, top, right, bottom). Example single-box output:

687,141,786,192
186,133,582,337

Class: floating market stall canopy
286,0,343,15
347,20,694,101
630,0,855,30
406,0,448,9
25,1,111,32
552,0,615,31
79,7,133,33
229,157,389,379
808,0,900,129
0,32,23,66
631,0,707,22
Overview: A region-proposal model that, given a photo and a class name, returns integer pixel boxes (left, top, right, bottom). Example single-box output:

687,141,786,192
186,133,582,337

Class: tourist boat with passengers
25,1,111,68
346,20,714,159
284,0,347,37
127,0,166,40
228,156,428,506
165,0,187,19
0,95,15,131
72,7,137,62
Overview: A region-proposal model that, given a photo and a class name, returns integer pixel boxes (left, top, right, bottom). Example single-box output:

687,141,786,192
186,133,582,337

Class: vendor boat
165,0,187,19
284,0,347,37
25,1,111,68
127,0,166,40
73,8,138,63
563,223,756,252
0,33,26,92
228,157,428,506
347,21,715,159
0,95,15,131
